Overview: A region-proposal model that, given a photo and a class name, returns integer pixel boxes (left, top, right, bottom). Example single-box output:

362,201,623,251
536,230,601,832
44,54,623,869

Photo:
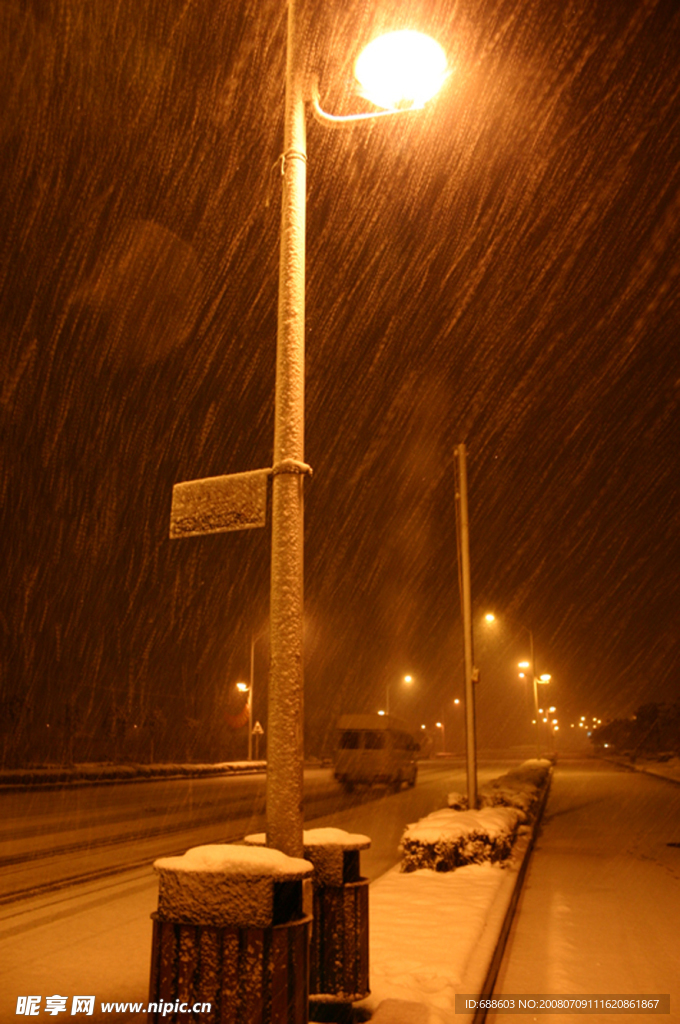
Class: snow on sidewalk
358,859,509,1022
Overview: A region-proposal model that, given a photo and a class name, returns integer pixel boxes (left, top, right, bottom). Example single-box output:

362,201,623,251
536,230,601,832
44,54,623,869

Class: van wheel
343,780,355,794
391,774,402,793
408,768,417,788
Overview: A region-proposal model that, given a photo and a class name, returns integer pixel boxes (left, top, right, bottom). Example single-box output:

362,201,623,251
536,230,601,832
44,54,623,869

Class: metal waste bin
148,844,313,1023
246,828,370,1002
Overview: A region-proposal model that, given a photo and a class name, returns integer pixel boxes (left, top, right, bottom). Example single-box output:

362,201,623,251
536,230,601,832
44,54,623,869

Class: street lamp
385,674,414,716
354,31,448,110
235,5,446,857
435,720,446,754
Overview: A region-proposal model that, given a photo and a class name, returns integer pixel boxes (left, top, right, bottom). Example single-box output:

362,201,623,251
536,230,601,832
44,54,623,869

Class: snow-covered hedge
400,805,522,872
448,759,551,820
476,758,551,820
400,759,551,872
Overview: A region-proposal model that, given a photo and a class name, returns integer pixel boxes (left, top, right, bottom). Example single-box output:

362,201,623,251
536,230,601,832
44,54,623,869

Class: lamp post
435,720,446,754
236,681,252,761
246,628,269,761
267,4,448,857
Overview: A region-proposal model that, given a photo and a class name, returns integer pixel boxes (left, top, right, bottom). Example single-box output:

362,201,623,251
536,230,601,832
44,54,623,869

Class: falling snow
1,0,679,769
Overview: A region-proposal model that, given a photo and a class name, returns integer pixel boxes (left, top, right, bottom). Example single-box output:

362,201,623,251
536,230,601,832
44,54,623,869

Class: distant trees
591,702,680,757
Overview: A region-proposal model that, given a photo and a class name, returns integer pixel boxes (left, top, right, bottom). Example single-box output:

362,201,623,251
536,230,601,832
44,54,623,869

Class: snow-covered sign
169,468,269,538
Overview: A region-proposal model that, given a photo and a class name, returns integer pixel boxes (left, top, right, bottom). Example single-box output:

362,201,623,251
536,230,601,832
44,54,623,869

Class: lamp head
354,31,448,111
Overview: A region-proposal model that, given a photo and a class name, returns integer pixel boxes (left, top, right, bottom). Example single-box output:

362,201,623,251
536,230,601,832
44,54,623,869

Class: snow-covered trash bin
246,828,371,1003
400,806,523,872
148,844,313,1024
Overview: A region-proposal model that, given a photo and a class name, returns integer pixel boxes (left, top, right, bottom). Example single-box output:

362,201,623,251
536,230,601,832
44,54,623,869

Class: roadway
0,758,516,902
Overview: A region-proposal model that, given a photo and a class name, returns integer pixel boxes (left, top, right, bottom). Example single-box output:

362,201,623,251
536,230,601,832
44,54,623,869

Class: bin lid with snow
153,843,313,928
244,828,371,886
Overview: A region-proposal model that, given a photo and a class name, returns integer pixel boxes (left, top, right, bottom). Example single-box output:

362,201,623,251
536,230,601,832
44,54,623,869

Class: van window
363,731,386,750
339,730,361,749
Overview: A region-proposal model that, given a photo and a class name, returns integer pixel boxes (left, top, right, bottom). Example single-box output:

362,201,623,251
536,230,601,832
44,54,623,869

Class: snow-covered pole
455,444,478,810
266,0,309,860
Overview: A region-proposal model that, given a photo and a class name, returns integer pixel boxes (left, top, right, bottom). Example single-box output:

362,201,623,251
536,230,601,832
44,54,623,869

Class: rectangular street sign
169,468,269,538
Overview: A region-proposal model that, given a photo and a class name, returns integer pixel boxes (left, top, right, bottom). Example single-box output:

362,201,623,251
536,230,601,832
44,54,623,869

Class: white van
333,713,419,793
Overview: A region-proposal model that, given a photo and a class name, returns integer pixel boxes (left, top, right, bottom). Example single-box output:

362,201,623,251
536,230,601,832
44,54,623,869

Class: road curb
456,768,553,1024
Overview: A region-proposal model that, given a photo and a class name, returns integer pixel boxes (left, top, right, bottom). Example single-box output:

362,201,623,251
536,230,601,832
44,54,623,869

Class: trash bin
148,844,313,1023
246,828,371,1002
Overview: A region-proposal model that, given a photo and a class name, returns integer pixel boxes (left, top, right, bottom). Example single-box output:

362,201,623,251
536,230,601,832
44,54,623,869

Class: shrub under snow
401,759,551,872
400,805,523,872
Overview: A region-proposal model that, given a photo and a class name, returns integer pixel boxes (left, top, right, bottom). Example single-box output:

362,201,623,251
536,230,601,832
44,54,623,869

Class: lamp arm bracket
310,78,422,129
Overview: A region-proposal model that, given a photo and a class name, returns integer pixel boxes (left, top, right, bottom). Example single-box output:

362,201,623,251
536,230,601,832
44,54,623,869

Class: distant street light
385,674,414,716
435,720,446,754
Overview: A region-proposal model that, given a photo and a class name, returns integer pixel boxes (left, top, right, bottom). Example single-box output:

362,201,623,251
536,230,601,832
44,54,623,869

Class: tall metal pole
266,0,308,859
455,444,478,810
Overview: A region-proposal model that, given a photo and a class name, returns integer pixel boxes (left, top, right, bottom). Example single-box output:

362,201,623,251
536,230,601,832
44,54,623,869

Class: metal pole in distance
266,0,307,859
456,444,478,810
248,635,255,762
529,629,541,759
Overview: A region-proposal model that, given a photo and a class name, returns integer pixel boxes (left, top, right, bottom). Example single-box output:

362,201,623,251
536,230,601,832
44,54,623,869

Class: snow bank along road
487,757,680,1024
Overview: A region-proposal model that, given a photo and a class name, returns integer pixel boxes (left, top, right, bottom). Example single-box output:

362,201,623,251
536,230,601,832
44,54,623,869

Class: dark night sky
1,0,678,763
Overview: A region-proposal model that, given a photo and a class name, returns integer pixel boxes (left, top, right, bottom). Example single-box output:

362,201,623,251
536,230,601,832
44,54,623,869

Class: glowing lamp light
355,31,448,111
378,710,386,716
518,661,530,669
236,682,249,692
485,613,495,623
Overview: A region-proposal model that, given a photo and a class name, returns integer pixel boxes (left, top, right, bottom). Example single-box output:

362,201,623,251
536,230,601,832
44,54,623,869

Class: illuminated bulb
355,31,448,110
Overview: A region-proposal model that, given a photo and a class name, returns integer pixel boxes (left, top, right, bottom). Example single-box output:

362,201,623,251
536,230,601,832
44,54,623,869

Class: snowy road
0,758,513,1020
0,759,518,901
488,758,680,1024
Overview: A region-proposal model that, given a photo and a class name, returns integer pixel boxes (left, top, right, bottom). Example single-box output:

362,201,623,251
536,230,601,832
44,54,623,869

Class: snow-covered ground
0,760,267,788
355,762,551,1024
627,755,680,784
0,760,546,1023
